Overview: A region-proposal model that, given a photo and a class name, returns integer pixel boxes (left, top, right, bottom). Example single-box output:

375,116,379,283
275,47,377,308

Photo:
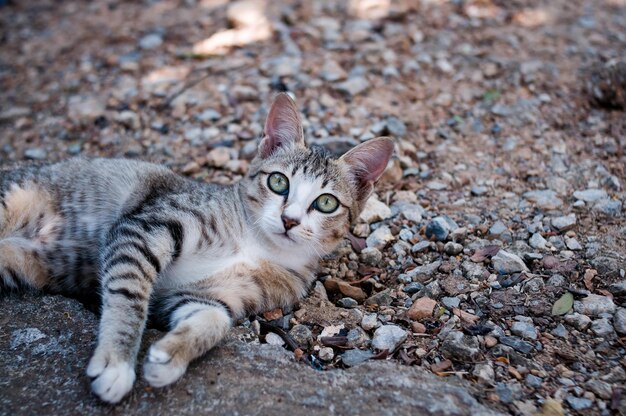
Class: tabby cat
0,93,393,403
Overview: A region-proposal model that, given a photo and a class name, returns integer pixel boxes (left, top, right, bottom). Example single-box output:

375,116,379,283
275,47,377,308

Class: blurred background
1,1,625,414
0,0,624,188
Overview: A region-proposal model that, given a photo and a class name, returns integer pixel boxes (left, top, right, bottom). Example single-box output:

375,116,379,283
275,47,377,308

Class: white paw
143,346,187,388
88,358,136,404
146,347,171,364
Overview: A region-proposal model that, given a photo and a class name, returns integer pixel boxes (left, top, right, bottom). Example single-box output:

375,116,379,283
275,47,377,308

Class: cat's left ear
340,137,394,202
258,93,305,158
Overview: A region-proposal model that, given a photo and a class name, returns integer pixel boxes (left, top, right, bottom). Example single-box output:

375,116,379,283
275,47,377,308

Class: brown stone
407,297,437,320
263,308,283,321
337,281,367,302
484,336,498,348
453,308,479,324
411,322,427,333
323,278,340,293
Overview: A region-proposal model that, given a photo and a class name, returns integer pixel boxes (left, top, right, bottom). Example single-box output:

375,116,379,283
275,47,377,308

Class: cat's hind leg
143,292,233,388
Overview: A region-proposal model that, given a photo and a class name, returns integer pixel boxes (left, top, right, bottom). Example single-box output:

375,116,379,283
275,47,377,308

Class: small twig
398,349,417,365
320,336,350,349
160,70,215,109
371,349,391,360
259,320,300,351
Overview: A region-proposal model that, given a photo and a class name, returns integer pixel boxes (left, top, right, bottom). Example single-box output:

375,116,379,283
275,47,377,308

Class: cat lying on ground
0,93,393,403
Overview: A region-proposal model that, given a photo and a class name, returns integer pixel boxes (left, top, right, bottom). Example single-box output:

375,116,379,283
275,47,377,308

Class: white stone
68,95,106,123
139,33,163,50
551,214,577,232
472,363,494,384
115,110,140,130
265,332,285,346
365,225,394,250
361,313,379,331
573,189,608,203
319,347,334,361
359,196,392,223
529,233,548,250
564,312,592,331
371,325,408,351
614,308,626,335
492,250,528,274
573,294,616,317
206,147,232,168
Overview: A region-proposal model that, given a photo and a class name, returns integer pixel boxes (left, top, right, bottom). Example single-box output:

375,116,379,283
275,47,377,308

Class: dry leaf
508,367,522,380
543,256,578,273
431,359,452,373
495,356,510,365
345,231,366,253
583,269,597,291
470,245,500,262
453,308,480,324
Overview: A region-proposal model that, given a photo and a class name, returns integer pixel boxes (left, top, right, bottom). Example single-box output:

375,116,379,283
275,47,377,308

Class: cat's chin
275,231,296,243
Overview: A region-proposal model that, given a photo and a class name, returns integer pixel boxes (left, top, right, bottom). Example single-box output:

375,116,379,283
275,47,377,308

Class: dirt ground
1,0,625,415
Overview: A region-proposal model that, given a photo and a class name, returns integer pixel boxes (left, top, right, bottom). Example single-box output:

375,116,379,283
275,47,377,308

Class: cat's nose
281,215,300,231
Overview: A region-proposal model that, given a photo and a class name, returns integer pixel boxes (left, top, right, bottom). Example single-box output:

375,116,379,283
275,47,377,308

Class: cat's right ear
258,93,305,158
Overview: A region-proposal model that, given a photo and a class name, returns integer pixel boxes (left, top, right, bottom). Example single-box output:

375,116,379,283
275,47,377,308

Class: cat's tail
0,182,59,294
0,239,49,294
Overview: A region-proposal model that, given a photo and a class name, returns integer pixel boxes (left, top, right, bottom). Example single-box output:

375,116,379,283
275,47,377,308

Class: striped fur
0,93,394,403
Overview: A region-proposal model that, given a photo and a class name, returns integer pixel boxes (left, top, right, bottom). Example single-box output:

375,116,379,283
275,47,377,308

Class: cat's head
242,93,394,257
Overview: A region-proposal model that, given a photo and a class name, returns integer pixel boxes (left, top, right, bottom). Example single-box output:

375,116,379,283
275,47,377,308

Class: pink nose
281,215,300,230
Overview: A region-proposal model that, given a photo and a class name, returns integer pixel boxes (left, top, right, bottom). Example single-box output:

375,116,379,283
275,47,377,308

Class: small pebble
265,332,285,346
319,347,334,361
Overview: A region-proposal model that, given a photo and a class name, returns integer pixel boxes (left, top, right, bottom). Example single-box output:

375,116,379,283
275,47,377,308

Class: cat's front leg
143,263,311,388
143,296,232,387
87,216,181,403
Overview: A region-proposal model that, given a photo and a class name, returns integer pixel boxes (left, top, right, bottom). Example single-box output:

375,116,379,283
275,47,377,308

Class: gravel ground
1,1,625,415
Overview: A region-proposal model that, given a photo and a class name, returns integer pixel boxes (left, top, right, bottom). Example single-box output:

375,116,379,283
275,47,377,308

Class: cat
0,93,394,403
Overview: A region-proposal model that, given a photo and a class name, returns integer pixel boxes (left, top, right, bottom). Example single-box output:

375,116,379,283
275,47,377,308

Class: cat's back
3,157,184,206
1,157,196,250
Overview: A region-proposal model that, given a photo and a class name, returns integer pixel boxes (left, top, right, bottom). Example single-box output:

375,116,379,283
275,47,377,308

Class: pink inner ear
342,137,394,185
260,93,303,158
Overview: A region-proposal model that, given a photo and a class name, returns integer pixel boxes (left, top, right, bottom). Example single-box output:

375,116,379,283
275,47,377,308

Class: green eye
268,172,289,195
314,194,339,213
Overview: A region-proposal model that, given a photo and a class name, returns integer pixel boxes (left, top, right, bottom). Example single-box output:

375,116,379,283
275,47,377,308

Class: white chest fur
158,233,313,288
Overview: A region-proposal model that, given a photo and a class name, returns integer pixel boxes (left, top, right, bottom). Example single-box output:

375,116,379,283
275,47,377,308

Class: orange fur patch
0,182,61,288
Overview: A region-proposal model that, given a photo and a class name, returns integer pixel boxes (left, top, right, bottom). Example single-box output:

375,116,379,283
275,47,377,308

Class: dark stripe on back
134,217,184,261
162,220,184,260
125,178,178,218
